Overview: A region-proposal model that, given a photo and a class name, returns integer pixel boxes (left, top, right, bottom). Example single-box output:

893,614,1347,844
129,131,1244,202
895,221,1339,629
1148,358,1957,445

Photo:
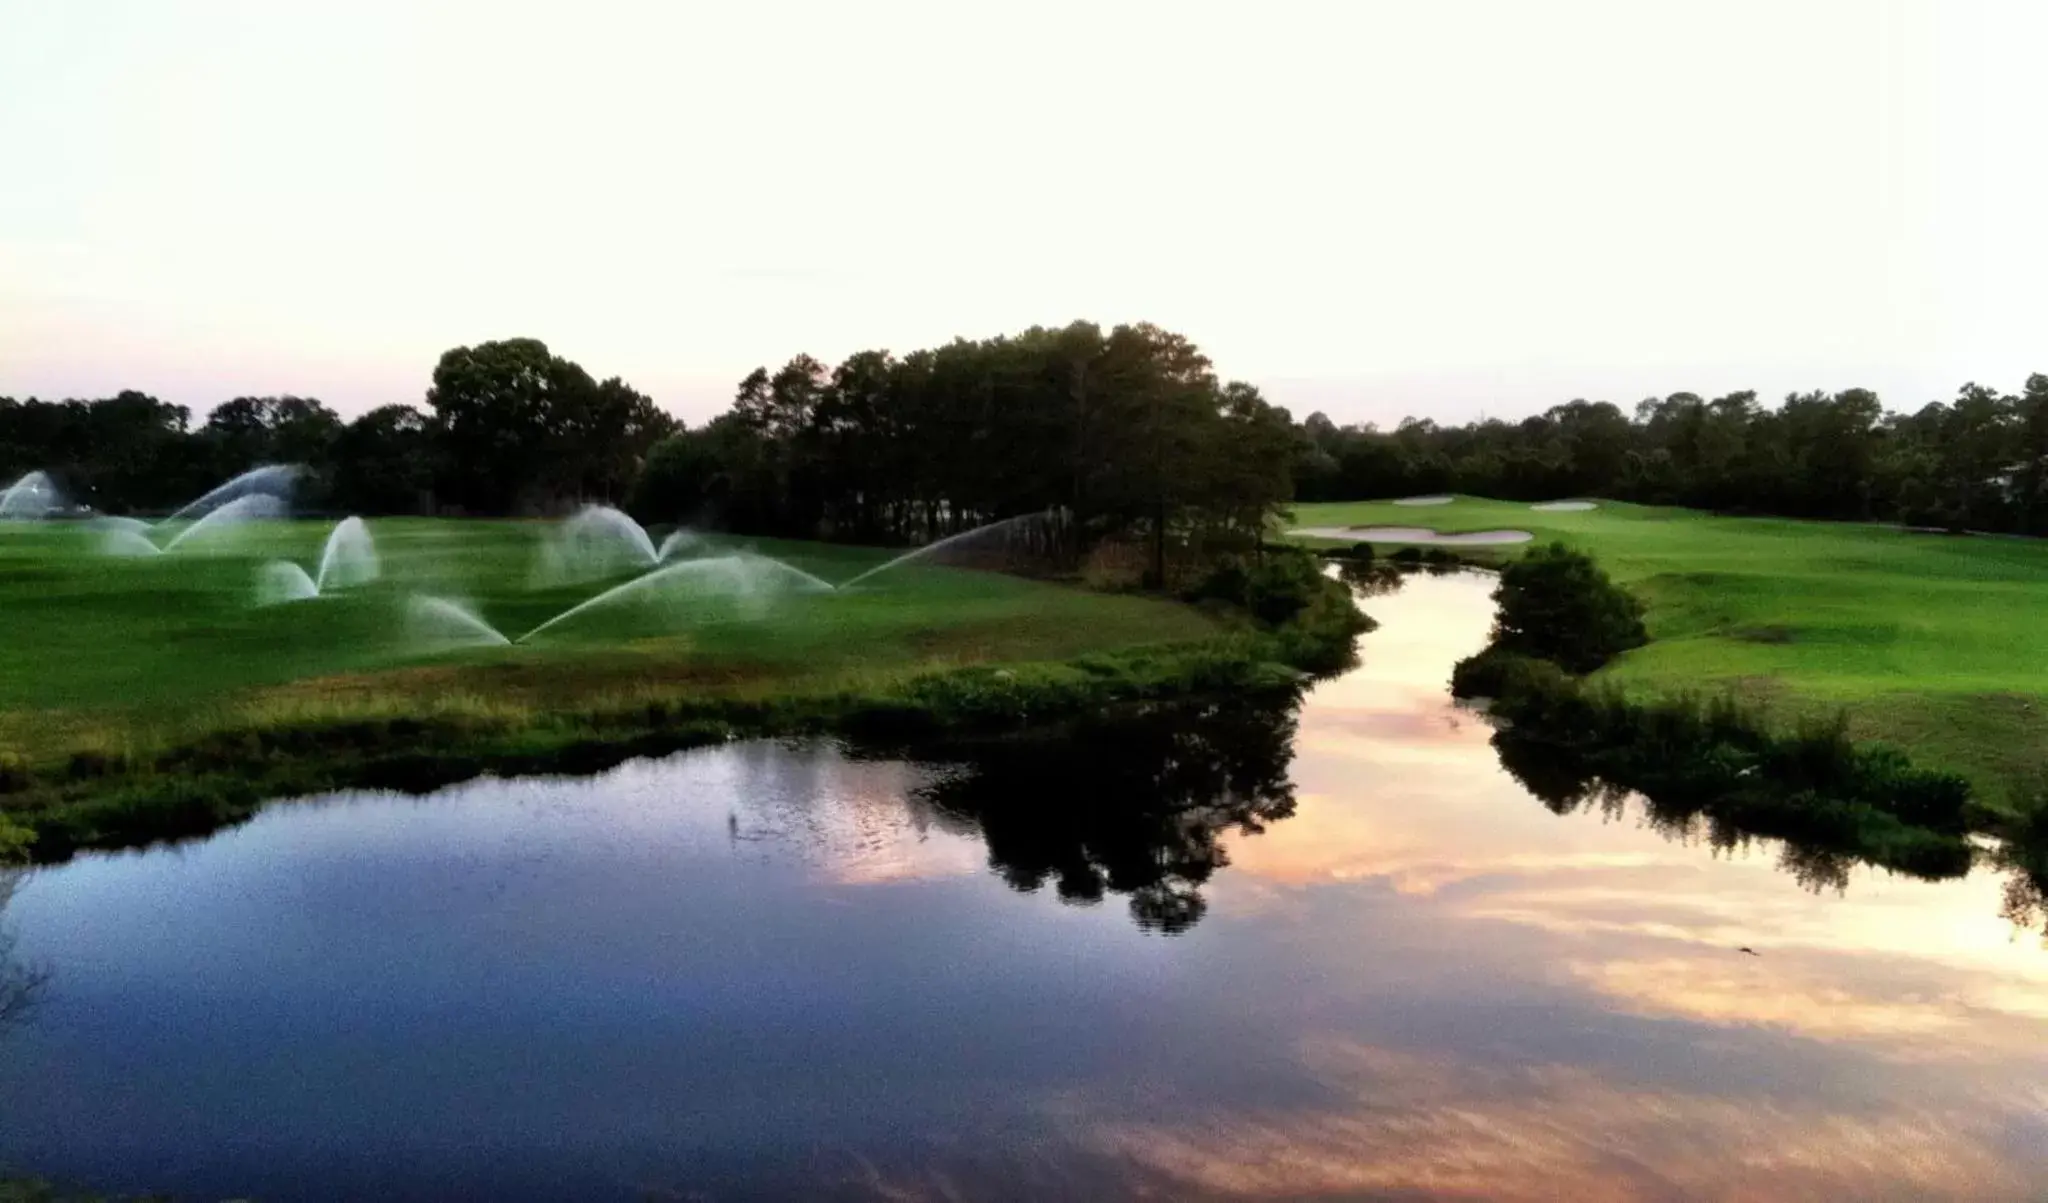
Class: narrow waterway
1,570,2043,1201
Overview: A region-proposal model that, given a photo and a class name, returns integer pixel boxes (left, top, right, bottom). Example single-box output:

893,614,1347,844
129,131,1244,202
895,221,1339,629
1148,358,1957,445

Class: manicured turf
1292,497,2048,810
0,518,1219,763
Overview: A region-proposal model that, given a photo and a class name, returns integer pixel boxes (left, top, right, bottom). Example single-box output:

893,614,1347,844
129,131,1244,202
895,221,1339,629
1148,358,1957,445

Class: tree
332,404,435,514
1489,543,1647,673
200,395,343,504
626,426,722,525
2016,374,2048,534
424,338,661,513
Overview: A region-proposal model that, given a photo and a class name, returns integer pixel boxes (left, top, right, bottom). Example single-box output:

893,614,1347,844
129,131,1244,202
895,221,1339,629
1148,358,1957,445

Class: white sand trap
1393,495,1454,506
1531,500,1598,512
1292,525,1534,546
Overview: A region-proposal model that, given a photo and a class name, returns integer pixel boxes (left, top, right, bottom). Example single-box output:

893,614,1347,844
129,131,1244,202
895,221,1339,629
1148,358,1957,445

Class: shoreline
2,574,1369,862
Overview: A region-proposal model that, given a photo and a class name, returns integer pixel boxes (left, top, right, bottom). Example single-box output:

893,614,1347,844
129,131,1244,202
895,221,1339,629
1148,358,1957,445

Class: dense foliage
1485,542,1646,673
1296,381,2048,532
0,338,673,517
15,330,2048,539
3,324,1292,576
629,322,1295,577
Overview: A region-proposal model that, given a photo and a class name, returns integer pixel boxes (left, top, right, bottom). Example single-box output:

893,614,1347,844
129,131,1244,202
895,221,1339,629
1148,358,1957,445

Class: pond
2,571,2045,1200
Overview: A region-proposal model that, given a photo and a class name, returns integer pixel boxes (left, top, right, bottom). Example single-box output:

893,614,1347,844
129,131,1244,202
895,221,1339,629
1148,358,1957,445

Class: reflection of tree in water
1493,729,1866,895
1335,559,1408,596
1996,837,2048,942
0,863,48,1030
906,692,1301,933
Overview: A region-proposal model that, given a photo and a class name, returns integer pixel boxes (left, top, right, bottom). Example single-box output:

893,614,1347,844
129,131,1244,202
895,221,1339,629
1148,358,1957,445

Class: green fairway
0,518,1220,764
1292,497,2048,810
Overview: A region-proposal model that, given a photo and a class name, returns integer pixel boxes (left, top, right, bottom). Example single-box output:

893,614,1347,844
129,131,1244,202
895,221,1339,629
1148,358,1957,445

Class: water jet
0,471,62,519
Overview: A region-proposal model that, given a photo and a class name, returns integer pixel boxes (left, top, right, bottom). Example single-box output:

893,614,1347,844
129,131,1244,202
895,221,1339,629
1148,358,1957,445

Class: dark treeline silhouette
1296,380,2048,532
2,324,1294,578
0,338,674,517
24,332,2048,539
630,321,1295,578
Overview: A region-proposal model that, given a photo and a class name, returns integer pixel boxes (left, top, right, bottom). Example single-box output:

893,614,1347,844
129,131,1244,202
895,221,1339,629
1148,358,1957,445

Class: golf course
0,506,1363,856
1293,496,2048,814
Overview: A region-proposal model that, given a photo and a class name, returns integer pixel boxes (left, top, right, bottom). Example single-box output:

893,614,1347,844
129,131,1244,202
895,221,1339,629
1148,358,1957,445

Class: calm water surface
3,571,2046,1200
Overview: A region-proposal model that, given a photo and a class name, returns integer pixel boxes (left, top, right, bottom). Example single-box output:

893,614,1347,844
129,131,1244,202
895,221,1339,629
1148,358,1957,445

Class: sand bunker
1293,525,1534,546
1531,500,1598,512
1392,495,1454,507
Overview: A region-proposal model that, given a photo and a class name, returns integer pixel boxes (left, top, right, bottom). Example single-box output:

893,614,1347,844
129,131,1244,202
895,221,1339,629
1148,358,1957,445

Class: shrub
1186,549,1333,629
0,817,31,862
1490,542,1646,673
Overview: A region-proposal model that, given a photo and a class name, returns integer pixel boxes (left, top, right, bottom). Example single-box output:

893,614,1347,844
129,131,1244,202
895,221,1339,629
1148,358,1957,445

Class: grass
0,517,1365,855
1291,496,2048,813
0,519,1218,760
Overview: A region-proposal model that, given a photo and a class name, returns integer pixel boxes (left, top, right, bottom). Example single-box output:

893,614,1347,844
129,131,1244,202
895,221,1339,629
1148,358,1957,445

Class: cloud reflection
1086,1040,2031,1202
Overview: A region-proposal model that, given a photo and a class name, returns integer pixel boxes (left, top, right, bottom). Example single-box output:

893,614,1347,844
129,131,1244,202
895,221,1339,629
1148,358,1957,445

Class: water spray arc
158,464,303,527
0,471,63,520
534,505,700,587
253,518,382,606
836,512,1061,590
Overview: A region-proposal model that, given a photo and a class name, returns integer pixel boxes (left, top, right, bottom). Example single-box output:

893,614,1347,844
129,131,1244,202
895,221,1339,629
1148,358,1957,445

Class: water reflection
0,863,46,1032
1499,743,1876,893
3,570,2047,1200
891,693,1299,933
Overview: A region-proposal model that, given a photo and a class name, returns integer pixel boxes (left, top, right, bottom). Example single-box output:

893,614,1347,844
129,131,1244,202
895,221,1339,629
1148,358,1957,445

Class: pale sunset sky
3,0,2044,425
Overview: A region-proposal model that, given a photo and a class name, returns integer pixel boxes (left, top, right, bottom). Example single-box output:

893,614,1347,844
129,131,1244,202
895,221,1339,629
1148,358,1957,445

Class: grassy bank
0,519,1362,857
1292,497,2048,812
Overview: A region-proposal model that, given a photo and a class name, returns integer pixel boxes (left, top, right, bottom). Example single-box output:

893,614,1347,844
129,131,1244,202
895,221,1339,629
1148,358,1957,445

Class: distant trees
425,338,673,513
629,321,1297,579
201,395,343,473
0,390,208,512
0,339,669,516
330,404,434,515
21,331,2048,540
1295,377,2048,535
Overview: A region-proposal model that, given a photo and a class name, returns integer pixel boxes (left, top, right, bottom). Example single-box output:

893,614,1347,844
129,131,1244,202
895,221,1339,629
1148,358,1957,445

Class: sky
3,0,2045,427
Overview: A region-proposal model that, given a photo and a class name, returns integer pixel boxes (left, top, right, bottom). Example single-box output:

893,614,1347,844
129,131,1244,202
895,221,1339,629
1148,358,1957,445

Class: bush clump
1489,542,1646,673
1188,550,1327,627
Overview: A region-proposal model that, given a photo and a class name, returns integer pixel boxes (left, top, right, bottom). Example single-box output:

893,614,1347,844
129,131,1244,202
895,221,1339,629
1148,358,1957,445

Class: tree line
629,321,1295,578
1297,380,2048,533
0,337,674,517
14,326,2048,542
1,323,1295,582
